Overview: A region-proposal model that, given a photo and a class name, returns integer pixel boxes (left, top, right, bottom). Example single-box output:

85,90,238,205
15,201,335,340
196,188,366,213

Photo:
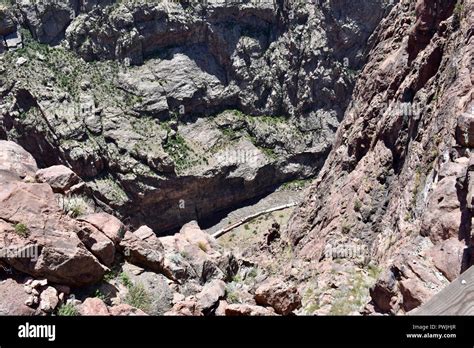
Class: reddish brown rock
399,278,433,313
79,213,125,245
35,165,81,193
119,226,164,273
0,278,36,315
0,181,106,286
79,298,110,316
164,299,203,316
77,222,115,267
108,304,147,316
285,0,472,315
225,304,277,316
420,176,462,242
0,140,38,180
254,278,301,315
196,279,226,312
159,221,238,283
369,270,399,314
428,238,465,281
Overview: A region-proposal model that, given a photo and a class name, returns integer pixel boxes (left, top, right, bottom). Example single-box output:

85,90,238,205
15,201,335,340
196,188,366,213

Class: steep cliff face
287,0,473,314
0,0,391,233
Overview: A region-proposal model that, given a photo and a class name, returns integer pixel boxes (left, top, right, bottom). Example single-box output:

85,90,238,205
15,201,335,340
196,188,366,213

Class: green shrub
341,223,351,234
94,289,108,302
124,283,151,313
354,199,362,212
57,303,80,316
60,195,93,218
14,223,29,237
119,272,133,288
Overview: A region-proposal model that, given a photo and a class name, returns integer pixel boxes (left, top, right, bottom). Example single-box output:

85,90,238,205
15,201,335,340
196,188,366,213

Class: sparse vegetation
410,167,423,209
60,195,93,218
57,303,80,316
341,222,351,235
454,1,464,17
329,272,369,315
14,223,29,237
247,267,258,279
367,263,382,279
124,283,151,313
162,132,197,172
281,179,311,191
353,199,362,212
119,272,133,288
302,287,321,315
226,290,240,304
94,289,108,302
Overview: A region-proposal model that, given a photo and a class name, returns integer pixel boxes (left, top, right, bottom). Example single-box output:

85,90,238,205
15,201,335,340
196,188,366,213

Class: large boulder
35,165,81,193
0,140,38,180
0,181,106,286
196,279,226,313
0,143,107,286
0,278,36,315
456,113,474,147
121,263,174,315
159,221,238,284
79,297,109,316
420,176,462,242
399,278,433,313
0,181,104,286
254,278,302,315
369,269,399,314
76,222,115,267
164,299,203,316
79,213,125,245
428,238,465,282
119,226,165,274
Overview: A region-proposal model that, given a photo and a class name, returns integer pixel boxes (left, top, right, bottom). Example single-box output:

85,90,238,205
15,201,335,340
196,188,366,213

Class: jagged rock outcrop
0,141,109,286
287,0,473,314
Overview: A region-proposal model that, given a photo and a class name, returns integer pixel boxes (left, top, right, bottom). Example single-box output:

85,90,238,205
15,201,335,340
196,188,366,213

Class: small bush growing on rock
104,268,119,282
341,222,351,234
119,272,133,288
247,267,258,279
354,199,362,212
60,195,93,218
226,291,240,304
57,303,80,316
14,223,29,237
225,284,241,304
124,283,151,313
